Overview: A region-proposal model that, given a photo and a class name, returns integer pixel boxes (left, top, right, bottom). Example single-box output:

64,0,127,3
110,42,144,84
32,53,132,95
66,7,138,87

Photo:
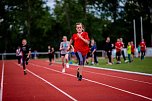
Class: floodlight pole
133,19,137,49
140,16,143,40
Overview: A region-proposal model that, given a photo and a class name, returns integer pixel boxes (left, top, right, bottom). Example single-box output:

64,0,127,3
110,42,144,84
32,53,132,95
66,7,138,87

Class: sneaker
78,75,82,81
116,61,121,64
86,61,89,65
24,70,27,75
108,62,112,65
125,60,129,63
66,63,69,68
62,68,65,73
26,61,28,65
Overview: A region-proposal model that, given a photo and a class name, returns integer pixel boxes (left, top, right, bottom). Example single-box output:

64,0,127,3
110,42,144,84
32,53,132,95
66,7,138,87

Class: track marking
45,61,152,76
14,63,77,101
82,69,152,85
48,63,152,85
85,65,152,76
0,60,4,101
30,63,152,101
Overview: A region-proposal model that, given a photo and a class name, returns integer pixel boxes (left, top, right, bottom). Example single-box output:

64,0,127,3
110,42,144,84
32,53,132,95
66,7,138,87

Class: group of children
17,23,89,81
58,22,90,81
105,37,146,65
16,22,147,82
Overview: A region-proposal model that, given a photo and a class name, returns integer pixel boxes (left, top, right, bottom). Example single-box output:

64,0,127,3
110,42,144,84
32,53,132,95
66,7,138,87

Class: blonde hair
62,36,67,39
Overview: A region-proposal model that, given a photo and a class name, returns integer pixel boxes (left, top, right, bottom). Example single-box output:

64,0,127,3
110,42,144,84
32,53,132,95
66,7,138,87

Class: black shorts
61,54,66,57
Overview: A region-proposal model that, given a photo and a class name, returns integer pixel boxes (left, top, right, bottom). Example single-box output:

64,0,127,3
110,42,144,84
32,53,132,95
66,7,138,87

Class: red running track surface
0,60,152,101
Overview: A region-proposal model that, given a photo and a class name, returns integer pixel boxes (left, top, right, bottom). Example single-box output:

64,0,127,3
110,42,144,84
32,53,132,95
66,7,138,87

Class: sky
46,0,55,13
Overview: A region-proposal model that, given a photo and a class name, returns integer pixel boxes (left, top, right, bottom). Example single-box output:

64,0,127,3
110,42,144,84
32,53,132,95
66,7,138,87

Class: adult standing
140,39,146,60
105,37,113,65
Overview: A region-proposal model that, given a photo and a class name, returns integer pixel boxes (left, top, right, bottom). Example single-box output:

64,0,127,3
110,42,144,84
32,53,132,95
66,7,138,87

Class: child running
20,39,31,75
59,36,70,73
48,45,55,65
68,22,90,81
16,46,22,65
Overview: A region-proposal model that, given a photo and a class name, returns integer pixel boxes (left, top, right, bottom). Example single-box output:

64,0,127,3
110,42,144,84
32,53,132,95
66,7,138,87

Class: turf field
69,57,152,74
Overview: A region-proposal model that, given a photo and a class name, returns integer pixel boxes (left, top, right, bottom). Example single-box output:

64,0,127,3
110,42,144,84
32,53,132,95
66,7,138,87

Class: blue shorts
75,52,87,66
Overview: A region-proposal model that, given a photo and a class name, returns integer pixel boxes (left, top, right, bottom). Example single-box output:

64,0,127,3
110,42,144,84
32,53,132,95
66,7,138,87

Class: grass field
68,57,152,74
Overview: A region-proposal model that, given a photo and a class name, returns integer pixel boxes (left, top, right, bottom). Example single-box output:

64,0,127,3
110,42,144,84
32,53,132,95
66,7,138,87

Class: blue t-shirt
91,45,97,52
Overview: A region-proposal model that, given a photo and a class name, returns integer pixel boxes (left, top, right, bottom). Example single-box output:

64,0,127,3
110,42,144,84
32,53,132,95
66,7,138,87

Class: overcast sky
46,0,55,13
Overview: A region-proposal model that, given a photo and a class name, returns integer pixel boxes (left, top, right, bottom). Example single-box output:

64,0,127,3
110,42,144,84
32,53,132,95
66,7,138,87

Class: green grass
88,57,152,74
56,57,152,74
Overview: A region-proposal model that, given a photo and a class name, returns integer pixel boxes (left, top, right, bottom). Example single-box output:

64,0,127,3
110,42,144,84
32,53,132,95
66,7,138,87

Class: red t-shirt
71,32,90,56
131,44,135,52
140,42,146,51
120,42,124,48
115,42,121,52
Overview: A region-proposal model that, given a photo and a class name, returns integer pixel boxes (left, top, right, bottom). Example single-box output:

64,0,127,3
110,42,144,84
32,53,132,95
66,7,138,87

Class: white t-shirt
60,41,70,54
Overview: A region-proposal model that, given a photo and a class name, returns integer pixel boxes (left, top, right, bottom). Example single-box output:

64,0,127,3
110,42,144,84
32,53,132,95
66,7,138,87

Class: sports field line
30,63,152,101
46,61,152,76
84,65,152,76
46,62,152,85
14,63,77,101
71,68,152,85
0,61,4,101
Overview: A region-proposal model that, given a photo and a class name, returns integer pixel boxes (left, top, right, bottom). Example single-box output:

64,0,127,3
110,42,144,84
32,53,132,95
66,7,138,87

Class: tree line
0,0,152,53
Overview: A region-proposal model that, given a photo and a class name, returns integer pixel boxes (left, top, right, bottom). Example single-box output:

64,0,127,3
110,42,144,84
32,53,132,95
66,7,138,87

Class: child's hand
77,33,82,39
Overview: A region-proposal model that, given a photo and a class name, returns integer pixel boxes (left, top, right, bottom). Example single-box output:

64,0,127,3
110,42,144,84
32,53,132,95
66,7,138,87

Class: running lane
28,60,152,101
2,60,74,101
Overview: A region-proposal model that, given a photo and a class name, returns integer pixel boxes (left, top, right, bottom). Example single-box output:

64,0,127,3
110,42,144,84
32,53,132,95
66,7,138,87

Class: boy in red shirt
140,39,146,60
131,41,135,61
115,38,122,64
69,22,90,81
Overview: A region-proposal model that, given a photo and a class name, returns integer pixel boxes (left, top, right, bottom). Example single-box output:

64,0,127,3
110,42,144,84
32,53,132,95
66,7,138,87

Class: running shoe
78,75,82,81
62,68,65,73
125,60,129,63
66,63,69,68
24,70,27,75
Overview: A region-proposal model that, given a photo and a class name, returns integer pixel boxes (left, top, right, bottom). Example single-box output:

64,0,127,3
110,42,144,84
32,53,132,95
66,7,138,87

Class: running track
0,60,152,101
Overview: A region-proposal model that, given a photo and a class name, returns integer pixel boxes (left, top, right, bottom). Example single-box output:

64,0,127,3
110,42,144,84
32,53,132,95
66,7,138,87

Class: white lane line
27,69,77,101
31,63,152,101
14,63,77,101
85,65,152,76
0,61,4,101
84,70,152,85
46,61,152,76
48,63,152,85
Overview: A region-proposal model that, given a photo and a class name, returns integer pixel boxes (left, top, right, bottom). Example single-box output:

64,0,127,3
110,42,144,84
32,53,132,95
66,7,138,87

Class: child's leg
61,55,66,72
65,54,69,63
65,54,69,68
94,52,98,64
61,56,65,68
22,55,27,70
75,52,86,80
91,54,94,64
128,54,131,62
